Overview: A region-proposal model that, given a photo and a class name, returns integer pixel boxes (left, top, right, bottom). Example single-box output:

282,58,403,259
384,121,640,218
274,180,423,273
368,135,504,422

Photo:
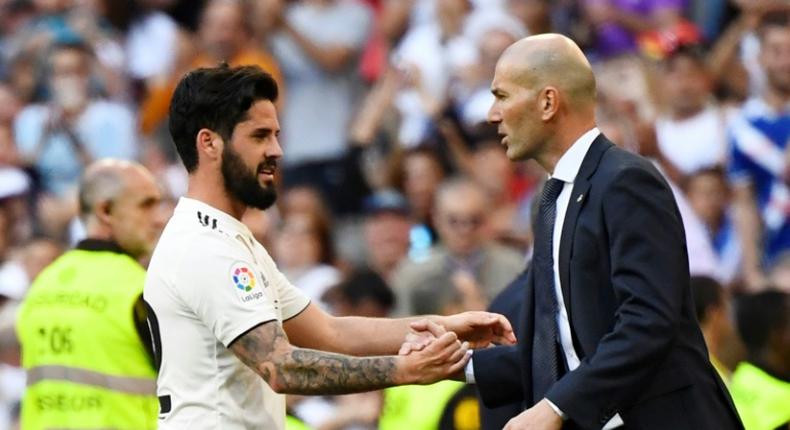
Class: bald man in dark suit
449,34,743,430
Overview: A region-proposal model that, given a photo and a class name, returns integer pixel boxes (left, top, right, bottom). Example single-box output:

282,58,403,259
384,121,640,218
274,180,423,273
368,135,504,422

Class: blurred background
0,0,788,429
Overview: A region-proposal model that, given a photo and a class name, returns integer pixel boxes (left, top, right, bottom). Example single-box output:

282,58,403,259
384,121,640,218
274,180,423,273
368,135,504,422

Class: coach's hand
397,320,470,384
504,399,563,430
413,311,517,349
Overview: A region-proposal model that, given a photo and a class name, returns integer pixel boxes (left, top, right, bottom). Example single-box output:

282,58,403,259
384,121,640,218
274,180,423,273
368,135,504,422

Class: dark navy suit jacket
478,270,527,430
473,136,743,430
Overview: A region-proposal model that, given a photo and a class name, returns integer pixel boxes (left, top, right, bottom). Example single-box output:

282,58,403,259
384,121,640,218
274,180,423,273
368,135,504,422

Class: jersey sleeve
175,233,279,347
257,247,311,321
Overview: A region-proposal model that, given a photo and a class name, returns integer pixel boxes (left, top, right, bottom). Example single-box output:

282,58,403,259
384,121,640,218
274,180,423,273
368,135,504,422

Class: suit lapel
557,135,613,322
558,181,588,318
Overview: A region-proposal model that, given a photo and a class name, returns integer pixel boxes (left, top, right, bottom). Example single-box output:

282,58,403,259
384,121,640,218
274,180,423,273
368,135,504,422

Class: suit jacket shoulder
590,141,670,191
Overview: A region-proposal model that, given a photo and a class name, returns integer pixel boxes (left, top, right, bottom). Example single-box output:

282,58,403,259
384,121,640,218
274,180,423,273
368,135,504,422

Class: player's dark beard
221,143,277,210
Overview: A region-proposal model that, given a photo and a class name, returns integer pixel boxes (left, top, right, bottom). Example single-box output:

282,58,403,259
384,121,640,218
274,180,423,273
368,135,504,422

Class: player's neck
186,174,246,220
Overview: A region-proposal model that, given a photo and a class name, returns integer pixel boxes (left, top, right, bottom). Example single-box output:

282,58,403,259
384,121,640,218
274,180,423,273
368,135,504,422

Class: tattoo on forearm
231,322,397,395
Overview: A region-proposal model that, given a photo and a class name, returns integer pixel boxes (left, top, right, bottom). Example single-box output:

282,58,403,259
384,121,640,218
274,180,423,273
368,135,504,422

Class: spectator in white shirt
654,45,729,179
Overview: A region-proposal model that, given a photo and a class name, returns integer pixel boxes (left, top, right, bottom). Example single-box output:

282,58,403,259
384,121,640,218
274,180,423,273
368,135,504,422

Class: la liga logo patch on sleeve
232,264,256,291
230,262,264,303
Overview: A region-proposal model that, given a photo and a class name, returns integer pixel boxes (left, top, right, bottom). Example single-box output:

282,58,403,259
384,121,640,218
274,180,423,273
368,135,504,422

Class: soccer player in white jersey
143,65,516,429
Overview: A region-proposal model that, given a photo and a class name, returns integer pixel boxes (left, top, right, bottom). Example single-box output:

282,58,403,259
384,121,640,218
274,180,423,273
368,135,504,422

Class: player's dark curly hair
168,64,279,172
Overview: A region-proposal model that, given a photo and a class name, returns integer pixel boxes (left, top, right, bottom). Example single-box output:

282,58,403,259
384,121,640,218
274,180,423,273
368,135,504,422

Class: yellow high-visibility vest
729,361,790,430
379,380,466,430
17,248,158,430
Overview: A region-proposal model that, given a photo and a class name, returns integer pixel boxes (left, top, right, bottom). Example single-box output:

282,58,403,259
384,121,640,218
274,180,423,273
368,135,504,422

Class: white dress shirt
550,128,599,371
466,128,623,429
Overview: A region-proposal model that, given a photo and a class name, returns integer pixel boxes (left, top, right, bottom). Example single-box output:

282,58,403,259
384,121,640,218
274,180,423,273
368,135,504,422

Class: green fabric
285,414,313,430
729,361,790,430
17,250,158,430
379,380,465,430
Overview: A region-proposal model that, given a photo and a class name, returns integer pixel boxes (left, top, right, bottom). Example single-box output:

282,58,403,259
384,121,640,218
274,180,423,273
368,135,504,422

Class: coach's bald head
488,34,597,171
500,34,596,107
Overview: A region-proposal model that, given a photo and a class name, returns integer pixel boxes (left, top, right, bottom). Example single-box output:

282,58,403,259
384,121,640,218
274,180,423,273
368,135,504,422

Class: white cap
0,168,30,200
0,261,29,301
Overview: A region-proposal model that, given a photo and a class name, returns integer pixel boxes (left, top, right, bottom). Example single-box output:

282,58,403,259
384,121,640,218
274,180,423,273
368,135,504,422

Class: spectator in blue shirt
13,40,138,236
728,11,790,290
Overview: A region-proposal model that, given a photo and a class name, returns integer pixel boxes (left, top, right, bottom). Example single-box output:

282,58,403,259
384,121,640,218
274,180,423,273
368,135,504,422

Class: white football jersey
144,197,310,429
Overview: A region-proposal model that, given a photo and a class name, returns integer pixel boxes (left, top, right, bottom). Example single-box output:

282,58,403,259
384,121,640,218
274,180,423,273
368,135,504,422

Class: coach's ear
540,86,559,122
196,128,224,164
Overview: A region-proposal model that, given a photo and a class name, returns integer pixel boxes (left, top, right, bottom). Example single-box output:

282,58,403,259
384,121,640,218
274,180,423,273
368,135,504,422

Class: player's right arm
229,319,469,395
174,234,468,393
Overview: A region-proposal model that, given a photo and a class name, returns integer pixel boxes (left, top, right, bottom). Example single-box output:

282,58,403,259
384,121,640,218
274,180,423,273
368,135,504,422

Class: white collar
550,128,601,184
175,197,254,238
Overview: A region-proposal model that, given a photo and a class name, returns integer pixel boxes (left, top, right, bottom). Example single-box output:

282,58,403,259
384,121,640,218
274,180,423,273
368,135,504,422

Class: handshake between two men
392,312,517,385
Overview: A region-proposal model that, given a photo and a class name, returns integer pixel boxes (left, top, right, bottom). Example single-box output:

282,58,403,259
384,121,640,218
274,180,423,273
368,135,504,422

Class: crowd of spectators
0,0,788,429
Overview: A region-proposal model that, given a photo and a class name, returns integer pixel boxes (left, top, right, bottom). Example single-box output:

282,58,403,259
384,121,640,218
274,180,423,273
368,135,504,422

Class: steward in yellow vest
729,362,790,430
731,290,790,430
379,380,467,430
16,159,165,430
17,243,158,429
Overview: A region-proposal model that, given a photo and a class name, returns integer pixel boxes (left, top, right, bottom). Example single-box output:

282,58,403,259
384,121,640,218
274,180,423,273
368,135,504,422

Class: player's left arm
283,303,515,356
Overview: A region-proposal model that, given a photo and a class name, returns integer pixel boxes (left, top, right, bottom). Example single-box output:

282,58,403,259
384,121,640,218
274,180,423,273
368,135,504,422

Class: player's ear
196,128,224,163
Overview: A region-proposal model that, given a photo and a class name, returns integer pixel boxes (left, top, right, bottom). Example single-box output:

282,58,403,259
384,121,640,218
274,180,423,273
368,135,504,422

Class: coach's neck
536,114,596,176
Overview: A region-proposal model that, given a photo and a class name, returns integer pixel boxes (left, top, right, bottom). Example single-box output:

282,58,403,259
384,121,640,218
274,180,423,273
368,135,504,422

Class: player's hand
398,320,470,384
415,311,516,349
504,399,563,430
398,330,433,355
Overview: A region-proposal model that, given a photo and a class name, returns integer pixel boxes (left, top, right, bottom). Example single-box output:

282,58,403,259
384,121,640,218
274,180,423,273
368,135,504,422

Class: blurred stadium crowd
0,0,788,429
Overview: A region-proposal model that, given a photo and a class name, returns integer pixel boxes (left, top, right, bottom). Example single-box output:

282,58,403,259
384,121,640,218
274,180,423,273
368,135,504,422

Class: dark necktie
531,177,565,402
